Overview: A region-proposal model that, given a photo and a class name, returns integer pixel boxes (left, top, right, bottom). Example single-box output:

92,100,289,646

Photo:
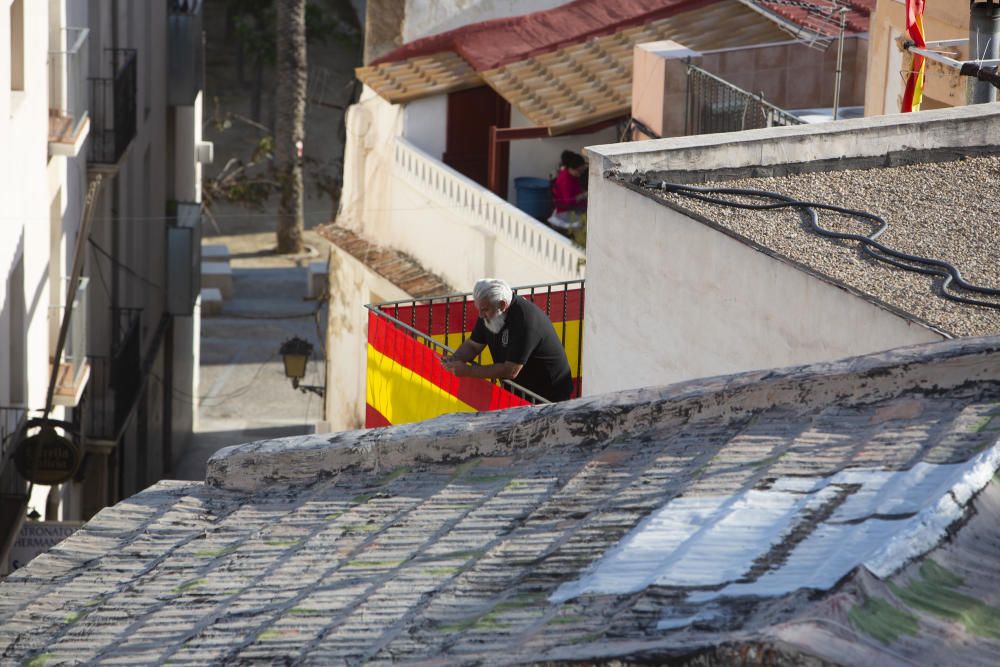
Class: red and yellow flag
901,0,926,112
365,290,583,427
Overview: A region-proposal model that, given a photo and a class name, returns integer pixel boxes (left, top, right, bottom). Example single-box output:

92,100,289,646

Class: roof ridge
206,336,1000,493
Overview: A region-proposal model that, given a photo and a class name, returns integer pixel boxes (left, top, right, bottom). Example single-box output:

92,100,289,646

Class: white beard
483,310,507,334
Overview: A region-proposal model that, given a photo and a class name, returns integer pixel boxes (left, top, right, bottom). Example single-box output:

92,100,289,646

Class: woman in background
548,150,587,238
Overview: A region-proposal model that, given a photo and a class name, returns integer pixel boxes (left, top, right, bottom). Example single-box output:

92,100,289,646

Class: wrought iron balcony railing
89,48,137,165
0,406,27,472
48,27,90,154
685,64,804,136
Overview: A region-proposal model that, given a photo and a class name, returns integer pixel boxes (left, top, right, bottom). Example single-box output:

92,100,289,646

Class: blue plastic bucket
513,177,552,222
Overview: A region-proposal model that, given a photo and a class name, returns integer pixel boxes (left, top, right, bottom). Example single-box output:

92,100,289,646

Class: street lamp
279,336,324,397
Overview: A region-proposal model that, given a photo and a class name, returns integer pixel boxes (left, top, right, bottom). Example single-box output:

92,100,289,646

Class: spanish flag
901,0,926,112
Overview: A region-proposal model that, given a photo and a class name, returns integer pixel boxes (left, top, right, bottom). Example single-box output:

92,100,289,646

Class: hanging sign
14,423,82,485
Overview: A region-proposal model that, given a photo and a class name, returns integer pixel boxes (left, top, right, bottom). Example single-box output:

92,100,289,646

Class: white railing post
392,138,585,280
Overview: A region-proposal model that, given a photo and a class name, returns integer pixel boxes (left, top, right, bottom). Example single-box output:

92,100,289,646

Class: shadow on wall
3,230,26,406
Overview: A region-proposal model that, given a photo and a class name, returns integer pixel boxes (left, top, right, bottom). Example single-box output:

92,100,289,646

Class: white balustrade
393,138,585,278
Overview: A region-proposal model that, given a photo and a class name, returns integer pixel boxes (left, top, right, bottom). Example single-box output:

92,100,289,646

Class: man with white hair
441,278,573,402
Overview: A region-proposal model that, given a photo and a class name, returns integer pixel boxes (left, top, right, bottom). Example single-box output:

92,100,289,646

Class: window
9,0,24,92
8,253,25,405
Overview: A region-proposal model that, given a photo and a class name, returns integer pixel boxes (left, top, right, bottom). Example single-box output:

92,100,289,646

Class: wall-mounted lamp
279,336,324,397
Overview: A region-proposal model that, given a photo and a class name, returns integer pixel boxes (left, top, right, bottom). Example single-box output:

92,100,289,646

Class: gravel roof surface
638,154,1000,337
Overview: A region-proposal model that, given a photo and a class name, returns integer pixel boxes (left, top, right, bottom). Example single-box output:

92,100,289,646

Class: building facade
0,0,208,574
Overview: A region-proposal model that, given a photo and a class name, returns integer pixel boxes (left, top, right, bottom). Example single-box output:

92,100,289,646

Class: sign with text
9,521,82,571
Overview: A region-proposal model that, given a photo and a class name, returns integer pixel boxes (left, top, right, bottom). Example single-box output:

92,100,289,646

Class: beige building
865,0,972,115
1,0,208,573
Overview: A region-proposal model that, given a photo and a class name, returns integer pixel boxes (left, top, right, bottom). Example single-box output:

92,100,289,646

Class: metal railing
48,27,89,143
79,357,115,441
50,278,90,399
685,64,804,136
89,48,137,164
112,307,142,359
0,407,26,470
368,279,585,404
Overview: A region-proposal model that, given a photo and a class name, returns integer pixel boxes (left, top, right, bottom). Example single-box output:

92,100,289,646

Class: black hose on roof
638,177,1000,311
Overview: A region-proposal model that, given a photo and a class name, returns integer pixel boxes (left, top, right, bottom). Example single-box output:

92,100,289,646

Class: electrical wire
639,177,1000,311
88,244,113,298
88,237,162,289
149,351,277,407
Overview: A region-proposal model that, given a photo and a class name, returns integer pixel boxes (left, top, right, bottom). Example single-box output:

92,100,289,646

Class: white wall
341,90,583,287
582,178,944,395
0,0,56,410
402,0,567,42
324,244,409,432
402,94,447,159
506,107,618,202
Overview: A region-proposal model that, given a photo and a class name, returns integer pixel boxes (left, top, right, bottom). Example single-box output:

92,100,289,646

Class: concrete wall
632,37,868,139
865,0,969,116
581,177,942,394
324,245,410,432
402,0,567,42
591,103,1000,178
701,37,868,112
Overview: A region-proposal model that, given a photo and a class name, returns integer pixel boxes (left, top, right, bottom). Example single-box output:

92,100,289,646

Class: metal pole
971,0,1000,103
833,7,848,120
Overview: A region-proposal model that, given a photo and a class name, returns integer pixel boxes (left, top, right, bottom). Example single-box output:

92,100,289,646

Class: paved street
172,230,329,481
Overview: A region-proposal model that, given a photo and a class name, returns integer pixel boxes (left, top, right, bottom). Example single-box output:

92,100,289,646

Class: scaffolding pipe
970,0,1000,103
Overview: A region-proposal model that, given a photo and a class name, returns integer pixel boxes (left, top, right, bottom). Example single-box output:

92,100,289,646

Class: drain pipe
970,0,1000,103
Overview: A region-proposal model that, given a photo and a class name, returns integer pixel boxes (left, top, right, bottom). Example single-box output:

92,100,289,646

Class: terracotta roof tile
317,224,453,297
482,2,788,134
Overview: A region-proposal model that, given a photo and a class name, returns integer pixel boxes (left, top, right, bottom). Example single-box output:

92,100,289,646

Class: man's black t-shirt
471,295,573,402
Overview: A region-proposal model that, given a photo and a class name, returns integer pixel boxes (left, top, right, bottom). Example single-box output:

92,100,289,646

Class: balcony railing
365,280,584,427
89,49,137,165
0,407,27,471
685,64,804,136
79,356,115,442
393,139,586,280
50,278,91,407
48,27,90,154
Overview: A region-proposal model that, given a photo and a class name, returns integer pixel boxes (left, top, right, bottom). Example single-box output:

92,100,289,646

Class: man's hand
440,356,470,377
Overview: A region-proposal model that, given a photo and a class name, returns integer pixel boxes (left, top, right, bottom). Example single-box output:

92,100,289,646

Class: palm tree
274,0,307,253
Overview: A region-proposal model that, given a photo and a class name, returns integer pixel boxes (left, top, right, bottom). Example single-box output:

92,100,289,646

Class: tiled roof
741,0,874,40
368,0,717,71
358,0,787,134
355,52,480,105
317,224,453,297
2,337,999,664
482,3,788,134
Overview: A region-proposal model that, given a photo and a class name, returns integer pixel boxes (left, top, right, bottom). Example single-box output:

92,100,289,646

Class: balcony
168,0,204,106
364,280,584,427
88,49,137,166
50,278,91,407
48,27,90,157
0,406,26,473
